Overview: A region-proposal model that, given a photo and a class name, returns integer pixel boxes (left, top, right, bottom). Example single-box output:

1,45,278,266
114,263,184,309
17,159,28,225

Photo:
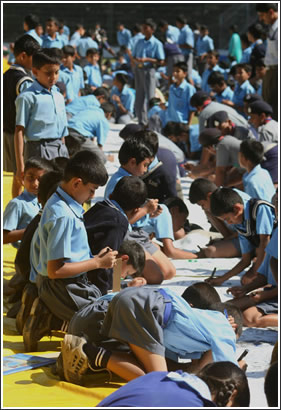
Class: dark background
3,2,258,49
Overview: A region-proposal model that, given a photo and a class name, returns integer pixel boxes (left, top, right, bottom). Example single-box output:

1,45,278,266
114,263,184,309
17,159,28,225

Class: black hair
63,150,108,185
24,14,40,29
199,128,222,147
52,157,69,173
264,361,278,407
100,102,115,115
255,58,266,68
118,136,154,166
240,33,251,47
256,3,278,12
49,47,63,60
173,61,188,73
148,97,161,109
162,121,179,137
134,130,159,157
75,23,84,31
240,139,264,165
118,240,145,276
14,34,41,57
176,14,187,25
189,178,218,204
158,19,168,28
198,361,250,407
230,24,239,33
32,48,62,69
210,188,243,217
46,16,59,26
62,45,75,57
235,63,252,75
200,24,208,31
24,157,54,174
207,71,226,86
190,92,210,107
86,47,99,57
38,170,63,206
114,72,129,85
93,87,110,100
143,18,156,31
110,175,147,211
163,197,189,216
207,49,220,59
176,123,189,135
181,282,221,309
247,23,265,40
132,23,142,33
209,301,243,337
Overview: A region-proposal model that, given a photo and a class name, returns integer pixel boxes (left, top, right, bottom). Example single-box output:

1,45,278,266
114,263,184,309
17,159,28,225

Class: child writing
14,48,69,185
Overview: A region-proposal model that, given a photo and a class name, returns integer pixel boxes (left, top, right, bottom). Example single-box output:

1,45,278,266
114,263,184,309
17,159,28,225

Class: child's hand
241,271,258,286
127,277,147,287
144,199,159,214
97,247,118,268
205,276,225,286
112,95,120,103
226,286,246,298
238,359,248,372
227,315,238,332
183,162,194,171
150,205,163,218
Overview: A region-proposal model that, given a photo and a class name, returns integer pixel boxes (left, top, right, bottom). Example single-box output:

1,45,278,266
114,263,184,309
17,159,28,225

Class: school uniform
60,64,84,98
97,370,215,407
177,24,194,76
166,25,180,43
15,80,69,161
41,33,66,48
58,69,75,102
33,186,101,322
148,106,167,133
3,190,41,249
195,35,214,75
233,80,255,112
214,86,234,104
191,69,202,89
69,31,81,47
76,37,99,57
216,135,242,169
242,164,276,202
265,226,278,260
255,252,278,315
25,29,43,46
165,79,196,124
189,124,202,153
65,94,100,118
110,84,135,124
132,35,165,125
117,28,132,47
201,64,225,94
83,63,103,88
257,119,278,143
240,45,254,63
128,32,145,52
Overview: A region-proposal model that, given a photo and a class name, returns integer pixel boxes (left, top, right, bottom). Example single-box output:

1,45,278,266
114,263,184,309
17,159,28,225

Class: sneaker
22,297,52,352
61,334,89,384
16,283,38,335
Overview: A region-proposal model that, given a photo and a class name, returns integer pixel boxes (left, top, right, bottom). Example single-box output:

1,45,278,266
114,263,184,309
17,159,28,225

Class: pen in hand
209,267,217,279
238,349,249,361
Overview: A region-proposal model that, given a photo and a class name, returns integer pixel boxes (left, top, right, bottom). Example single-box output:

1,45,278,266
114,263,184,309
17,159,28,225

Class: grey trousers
24,138,69,162
134,66,157,125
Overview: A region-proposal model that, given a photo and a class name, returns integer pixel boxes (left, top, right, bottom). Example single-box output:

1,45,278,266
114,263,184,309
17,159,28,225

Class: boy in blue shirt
206,187,276,287
65,86,109,120
195,25,214,75
116,22,132,48
201,50,225,94
14,48,69,185
110,72,135,124
207,71,234,104
3,157,53,249
42,16,67,49
83,48,103,90
239,139,276,201
23,14,43,46
165,62,196,125
175,14,194,78
23,151,118,352
61,45,84,99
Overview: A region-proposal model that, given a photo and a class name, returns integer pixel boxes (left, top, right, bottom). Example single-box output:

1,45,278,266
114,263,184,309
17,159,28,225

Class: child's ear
121,254,129,261
233,203,243,216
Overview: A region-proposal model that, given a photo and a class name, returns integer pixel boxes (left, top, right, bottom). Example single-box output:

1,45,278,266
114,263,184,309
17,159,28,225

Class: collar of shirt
56,186,85,219
245,164,262,179
148,156,159,170
44,33,61,42
166,372,212,402
60,65,79,74
22,189,38,202
32,80,57,94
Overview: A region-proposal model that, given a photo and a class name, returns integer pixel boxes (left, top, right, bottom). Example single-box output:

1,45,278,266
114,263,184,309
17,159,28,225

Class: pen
224,308,229,319
238,349,249,361
209,267,216,279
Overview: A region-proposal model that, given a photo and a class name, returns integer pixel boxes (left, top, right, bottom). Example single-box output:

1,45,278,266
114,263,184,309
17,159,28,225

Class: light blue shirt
195,35,214,56
69,31,81,47
58,69,75,101
77,37,99,57
66,94,100,116
84,63,102,87
258,252,276,286
265,226,278,259
15,80,68,141
42,33,67,48
214,86,234,103
162,288,237,364
141,203,174,240
110,84,135,117
165,79,196,123
233,80,255,108
29,226,40,283
189,124,201,152
60,64,84,98
117,28,132,47
68,107,109,146
35,186,91,278
201,64,225,93
191,69,202,88
177,25,194,57
240,44,254,63
26,29,43,46
128,32,145,51
3,190,41,249
132,35,165,65
242,164,276,201
166,25,180,43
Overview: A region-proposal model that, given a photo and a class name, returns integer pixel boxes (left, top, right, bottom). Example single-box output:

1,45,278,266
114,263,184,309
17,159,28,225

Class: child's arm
47,247,118,279
129,199,160,225
205,211,236,239
14,125,25,183
188,110,195,126
206,252,252,286
3,229,25,244
241,234,270,285
161,238,197,259
227,273,268,298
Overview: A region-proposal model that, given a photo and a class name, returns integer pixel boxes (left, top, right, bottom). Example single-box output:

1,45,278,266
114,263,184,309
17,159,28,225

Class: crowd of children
3,4,278,407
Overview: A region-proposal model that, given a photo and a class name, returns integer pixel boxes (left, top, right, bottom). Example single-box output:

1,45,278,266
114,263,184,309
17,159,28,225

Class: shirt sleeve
15,94,31,128
96,117,109,146
3,200,21,231
155,41,165,60
216,141,231,167
45,216,73,261
265,227,278,258
238,234,255,255
19,80,33,93
256,205,275,235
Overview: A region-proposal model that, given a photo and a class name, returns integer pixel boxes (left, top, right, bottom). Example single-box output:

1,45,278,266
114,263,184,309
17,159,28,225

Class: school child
206,110,254,141
83,48,103,89
3,157,54,249
199,128,244,187
110,73,135,124
132,18,165,125
22,151,117,351
207,71,234,104
66,103,115,161
189,178,241,259
116,22,132,48
84,175,148,294
239,139,276,201
174,122,202,160
240,33,253,64
69,23,85,48
222,63,255,116
23,14,43,45
255,58,267,95
165,62,196,125
66,86,109,119
60,286,245,385
97,361,250,407
195,25,214,76
206,187,276,286
175,14,194,78
61,45,84,98
14,48,69,184
181,281,221,310
3,34,40,198
41,16,67,49
201,50,225,94
76,30,99,67
147,98,166,133
248,100,278,143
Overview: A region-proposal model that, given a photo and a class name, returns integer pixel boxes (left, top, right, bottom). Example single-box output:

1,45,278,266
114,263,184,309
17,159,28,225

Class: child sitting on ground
207,71,234,103
3,157,53,249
